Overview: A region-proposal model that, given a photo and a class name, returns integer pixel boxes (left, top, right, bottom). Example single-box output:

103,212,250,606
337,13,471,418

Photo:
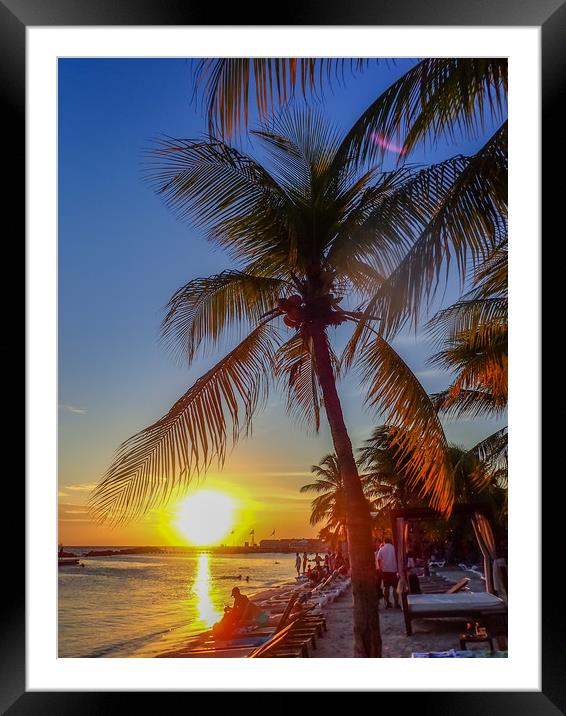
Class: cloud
63,482,98,492
260,471,312,478
415,369,448,380
58,501,91,521
58,490,67,497
59,518,91,523
391,333,426,348
59,404,88,414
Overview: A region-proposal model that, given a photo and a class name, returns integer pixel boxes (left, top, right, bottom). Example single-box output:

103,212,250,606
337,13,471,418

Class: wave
83,625,181,658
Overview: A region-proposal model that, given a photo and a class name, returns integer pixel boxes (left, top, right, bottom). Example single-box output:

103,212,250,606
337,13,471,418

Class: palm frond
300,478,340,494
466,427,508,489
431,325,508,405
161,270,288,362
427,235,507,347
252,109,345,194
432,388,505,419
338,58,507,163
275,334,340,432
145,136,293,265
326,165,419,277
194,58,371,138
360,124,507,338
341,258,386,297
89,320,280,524
354,333,454,513
426,296,507,349
470,237,508,298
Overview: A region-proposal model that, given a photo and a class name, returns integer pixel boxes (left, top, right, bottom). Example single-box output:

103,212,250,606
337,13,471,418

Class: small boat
58,557,80,567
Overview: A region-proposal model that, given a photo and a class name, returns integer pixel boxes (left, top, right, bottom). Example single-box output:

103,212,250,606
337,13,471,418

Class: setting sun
173,490,237,546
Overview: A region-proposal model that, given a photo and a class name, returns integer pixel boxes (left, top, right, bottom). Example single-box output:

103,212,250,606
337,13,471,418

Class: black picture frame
8,0,556,709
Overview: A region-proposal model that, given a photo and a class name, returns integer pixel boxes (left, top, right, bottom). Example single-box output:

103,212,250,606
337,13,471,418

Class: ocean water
58,550,297,657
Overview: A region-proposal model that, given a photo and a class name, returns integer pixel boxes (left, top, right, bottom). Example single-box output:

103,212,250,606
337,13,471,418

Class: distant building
290,538,325,551
257,538,326,552
259,539,290,550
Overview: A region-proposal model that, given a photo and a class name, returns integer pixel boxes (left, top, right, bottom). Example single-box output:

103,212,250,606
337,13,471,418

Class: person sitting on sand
228,586,255,623
212,587,267,639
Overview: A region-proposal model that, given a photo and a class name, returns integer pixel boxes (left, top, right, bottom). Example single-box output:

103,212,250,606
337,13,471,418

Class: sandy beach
316,569,490,658
315,587,481,658
158,568,498,658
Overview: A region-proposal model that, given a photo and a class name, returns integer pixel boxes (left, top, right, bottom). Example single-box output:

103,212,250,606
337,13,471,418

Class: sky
58,58,507,546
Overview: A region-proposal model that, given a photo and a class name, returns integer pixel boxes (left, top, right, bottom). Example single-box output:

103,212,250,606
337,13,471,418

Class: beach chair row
248,612,328,658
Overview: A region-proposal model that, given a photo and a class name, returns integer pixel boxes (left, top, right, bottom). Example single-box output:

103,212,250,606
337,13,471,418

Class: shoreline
62,546,322,557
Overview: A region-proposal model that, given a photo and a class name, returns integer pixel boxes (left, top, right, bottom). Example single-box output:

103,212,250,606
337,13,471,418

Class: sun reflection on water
193,553,222,627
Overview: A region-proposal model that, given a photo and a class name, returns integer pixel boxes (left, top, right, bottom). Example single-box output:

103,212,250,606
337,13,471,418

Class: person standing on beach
374,544,384,605
377,538,399,608
302,552,308,574
295,552,302,577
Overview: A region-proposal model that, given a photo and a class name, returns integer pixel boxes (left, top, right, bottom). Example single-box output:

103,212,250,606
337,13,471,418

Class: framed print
6,0,558,708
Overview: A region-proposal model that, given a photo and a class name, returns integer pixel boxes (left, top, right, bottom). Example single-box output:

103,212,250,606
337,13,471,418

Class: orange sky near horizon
58,473,320,546
58,409,333,546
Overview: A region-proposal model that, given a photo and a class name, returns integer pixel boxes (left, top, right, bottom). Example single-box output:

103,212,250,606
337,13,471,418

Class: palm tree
317,524,343,552
90,107,503,657
360,425,507,535
428,239,508,492
300,454,348,539
358,426,425,514
429,239,508,415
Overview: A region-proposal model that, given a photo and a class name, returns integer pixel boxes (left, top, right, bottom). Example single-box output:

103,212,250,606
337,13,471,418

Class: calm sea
58,549,297,657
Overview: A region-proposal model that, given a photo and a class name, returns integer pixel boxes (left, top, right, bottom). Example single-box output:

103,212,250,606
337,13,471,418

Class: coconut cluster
277,294,345,329
277,295,304,328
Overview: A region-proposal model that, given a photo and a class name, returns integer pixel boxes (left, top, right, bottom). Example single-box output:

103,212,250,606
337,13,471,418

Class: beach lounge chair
401,591,507,636
170,593,302,657
172,615,307,658
445,578,470,594
247,615,315,658
416,575,469,594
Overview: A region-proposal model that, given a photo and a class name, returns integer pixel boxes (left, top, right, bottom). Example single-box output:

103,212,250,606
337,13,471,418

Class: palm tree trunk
311,324,382,657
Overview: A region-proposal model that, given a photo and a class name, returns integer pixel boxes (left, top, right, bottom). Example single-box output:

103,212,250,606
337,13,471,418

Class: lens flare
370,132,407,156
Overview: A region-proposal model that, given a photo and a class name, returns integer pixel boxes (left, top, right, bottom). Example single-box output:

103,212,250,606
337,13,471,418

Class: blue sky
58,59,507,544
